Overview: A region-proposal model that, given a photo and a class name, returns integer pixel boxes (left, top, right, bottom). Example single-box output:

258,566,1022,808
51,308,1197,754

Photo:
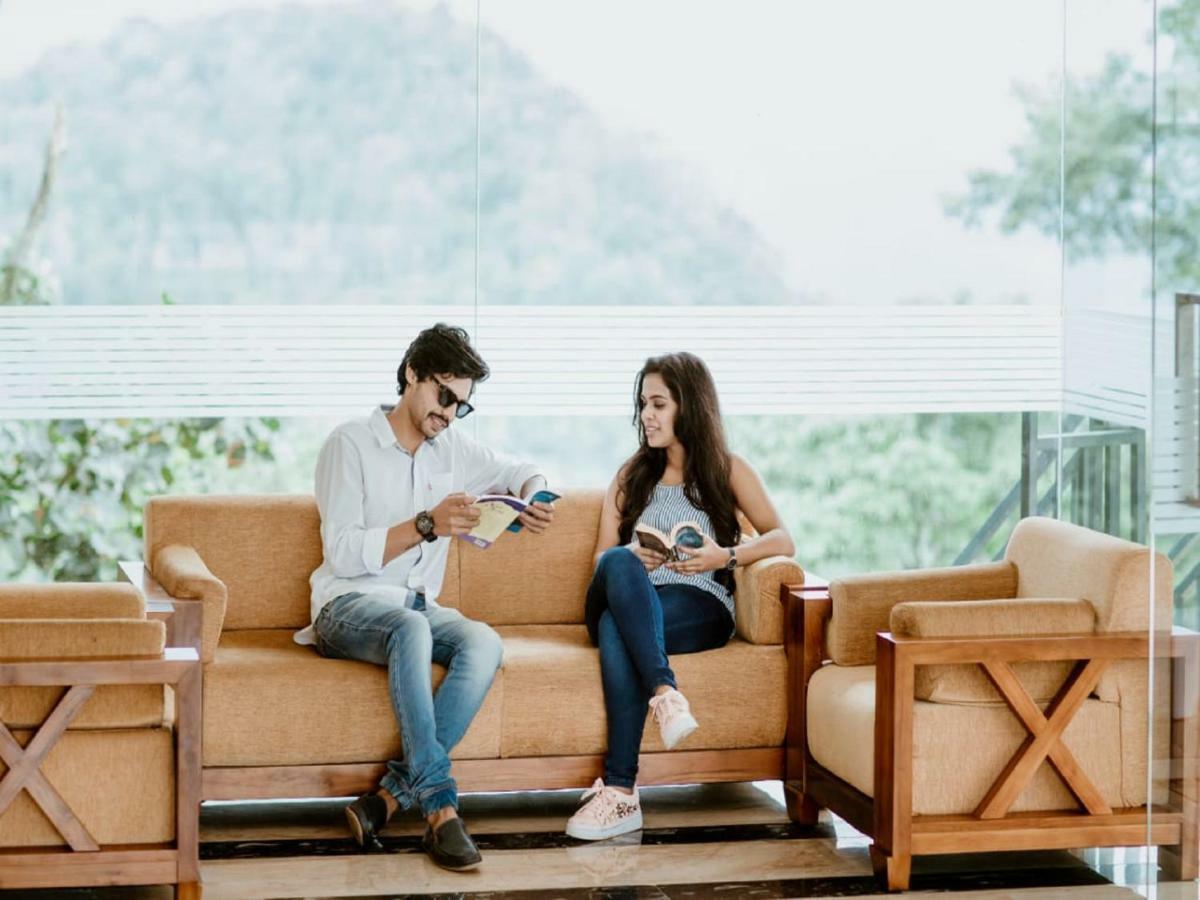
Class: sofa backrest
144,494,324,630
144,491,601,631
1005,516,1172,633
454,490,604,625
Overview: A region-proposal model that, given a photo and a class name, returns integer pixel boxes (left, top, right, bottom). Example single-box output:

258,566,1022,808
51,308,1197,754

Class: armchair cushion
733,555,804,645
890,598,1097,705
828,561,1017,666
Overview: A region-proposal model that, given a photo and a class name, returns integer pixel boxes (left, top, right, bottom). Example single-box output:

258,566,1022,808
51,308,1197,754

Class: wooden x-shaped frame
975,657,1112,820
0,685,99,850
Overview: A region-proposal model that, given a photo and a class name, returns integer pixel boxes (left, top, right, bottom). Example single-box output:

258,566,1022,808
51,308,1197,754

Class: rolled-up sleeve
315,431,388,578
460,433,543,498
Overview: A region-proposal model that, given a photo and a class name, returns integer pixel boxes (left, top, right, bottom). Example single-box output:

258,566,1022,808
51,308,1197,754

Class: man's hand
430,492,480,537
518,500,555,535
632,543,668,572
666,534,728,575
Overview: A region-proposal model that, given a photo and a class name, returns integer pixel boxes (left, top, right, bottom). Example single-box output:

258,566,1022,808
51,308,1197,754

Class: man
294,323,556,870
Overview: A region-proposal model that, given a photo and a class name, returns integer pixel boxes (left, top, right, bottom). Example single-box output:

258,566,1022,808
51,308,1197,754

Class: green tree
945,0,1197,291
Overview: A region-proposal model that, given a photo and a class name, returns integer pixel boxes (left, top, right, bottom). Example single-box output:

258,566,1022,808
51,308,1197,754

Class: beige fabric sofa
137,491,805,802
789,516,1199,890
0,583,200,895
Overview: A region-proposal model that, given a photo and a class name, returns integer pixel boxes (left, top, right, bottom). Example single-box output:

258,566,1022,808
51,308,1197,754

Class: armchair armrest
0,619,165,660
734,555,806,644
781,582,832,818
890,598,1096,704
145,545,228,663
0,583,143,620
829,561,1017,666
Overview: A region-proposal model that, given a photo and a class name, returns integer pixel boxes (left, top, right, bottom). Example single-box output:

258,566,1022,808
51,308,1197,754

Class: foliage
0,417,280,581
729,414,1018,577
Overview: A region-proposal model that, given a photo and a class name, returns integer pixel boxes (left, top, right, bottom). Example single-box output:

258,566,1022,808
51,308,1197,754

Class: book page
459,496,524,549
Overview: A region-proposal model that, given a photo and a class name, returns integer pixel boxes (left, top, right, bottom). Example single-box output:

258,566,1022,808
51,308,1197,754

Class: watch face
416,511,434,536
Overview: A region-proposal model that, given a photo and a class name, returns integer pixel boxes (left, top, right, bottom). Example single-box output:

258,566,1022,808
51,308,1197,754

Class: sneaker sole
345,805,366,847
662,713,698,750
565,810,644,841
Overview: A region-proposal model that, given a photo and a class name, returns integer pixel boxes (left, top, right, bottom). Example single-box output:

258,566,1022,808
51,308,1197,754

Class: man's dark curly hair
393,321,487,396
397,323,490,396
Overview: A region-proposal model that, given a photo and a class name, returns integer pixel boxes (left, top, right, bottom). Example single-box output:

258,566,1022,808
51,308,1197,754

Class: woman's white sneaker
649,688,698,749
565,778,643,841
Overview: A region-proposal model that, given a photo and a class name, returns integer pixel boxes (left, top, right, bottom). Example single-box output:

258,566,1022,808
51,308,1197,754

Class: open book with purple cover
456,490,560,550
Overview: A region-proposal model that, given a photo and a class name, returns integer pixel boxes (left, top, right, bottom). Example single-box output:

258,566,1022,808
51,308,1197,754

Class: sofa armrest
146,545,228,663
734,555,805,644
828,561,1018,666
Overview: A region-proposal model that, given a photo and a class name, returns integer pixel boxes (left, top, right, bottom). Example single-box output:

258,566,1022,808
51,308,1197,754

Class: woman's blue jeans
314,591,503,817
585,547,733,789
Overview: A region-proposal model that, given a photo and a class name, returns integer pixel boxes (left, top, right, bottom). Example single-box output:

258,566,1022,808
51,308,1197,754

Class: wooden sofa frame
782,583,1200,892
0,644,201,897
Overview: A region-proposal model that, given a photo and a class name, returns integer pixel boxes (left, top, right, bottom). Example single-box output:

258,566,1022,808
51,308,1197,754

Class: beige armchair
785,516,1199,891
0,583,200,897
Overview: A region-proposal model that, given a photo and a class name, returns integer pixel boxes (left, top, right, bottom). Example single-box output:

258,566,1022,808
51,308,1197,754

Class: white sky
0,0,1156,306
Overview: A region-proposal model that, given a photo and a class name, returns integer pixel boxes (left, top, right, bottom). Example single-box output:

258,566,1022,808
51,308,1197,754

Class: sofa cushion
807,664,1125,815
496,625,787,757
203,629,502,766
457,492,603,626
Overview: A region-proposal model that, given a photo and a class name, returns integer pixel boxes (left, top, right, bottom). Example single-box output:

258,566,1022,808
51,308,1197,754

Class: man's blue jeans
585,547,733,790
313,591,502,817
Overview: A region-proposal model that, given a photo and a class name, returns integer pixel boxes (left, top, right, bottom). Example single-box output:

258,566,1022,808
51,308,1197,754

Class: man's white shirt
295,406,543,645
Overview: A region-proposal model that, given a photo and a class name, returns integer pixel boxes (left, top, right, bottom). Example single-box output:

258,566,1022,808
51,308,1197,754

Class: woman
565,352,795,841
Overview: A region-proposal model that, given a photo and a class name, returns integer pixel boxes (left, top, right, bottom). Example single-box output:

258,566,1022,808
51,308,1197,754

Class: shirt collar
370,405,440,455
369,406,400,449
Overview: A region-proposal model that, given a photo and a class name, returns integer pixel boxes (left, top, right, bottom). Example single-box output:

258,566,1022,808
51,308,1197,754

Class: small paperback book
634,521,705,561
457,490,560,550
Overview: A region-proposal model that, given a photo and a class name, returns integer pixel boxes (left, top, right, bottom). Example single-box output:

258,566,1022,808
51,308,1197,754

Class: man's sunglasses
434,379,475,419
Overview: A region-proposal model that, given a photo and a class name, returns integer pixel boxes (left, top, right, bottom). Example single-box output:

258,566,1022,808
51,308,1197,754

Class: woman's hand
631,544,668,572
666,534,730,575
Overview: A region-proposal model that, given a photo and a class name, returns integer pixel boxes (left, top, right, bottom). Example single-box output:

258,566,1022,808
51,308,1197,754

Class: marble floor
3,782,1198,899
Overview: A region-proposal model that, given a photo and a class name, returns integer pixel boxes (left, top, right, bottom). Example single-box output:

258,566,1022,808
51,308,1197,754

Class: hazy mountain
0,2,795,305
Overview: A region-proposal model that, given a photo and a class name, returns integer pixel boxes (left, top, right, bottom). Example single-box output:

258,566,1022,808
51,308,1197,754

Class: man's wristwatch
415,510,438,543
724,547,738,571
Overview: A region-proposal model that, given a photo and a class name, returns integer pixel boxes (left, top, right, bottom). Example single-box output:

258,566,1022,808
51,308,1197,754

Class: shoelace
577,778,628,823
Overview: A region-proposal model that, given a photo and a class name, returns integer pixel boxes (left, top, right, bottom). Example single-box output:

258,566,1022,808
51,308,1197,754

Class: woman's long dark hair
617,353,740,589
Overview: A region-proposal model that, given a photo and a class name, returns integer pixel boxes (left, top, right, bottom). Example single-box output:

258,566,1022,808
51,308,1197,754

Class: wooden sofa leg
784,781,821,825
176,882,202,899
870,845,912,892
1158,846,1197,882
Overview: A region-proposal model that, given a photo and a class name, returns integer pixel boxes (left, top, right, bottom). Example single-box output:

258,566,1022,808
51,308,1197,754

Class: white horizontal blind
0,304,1061,419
